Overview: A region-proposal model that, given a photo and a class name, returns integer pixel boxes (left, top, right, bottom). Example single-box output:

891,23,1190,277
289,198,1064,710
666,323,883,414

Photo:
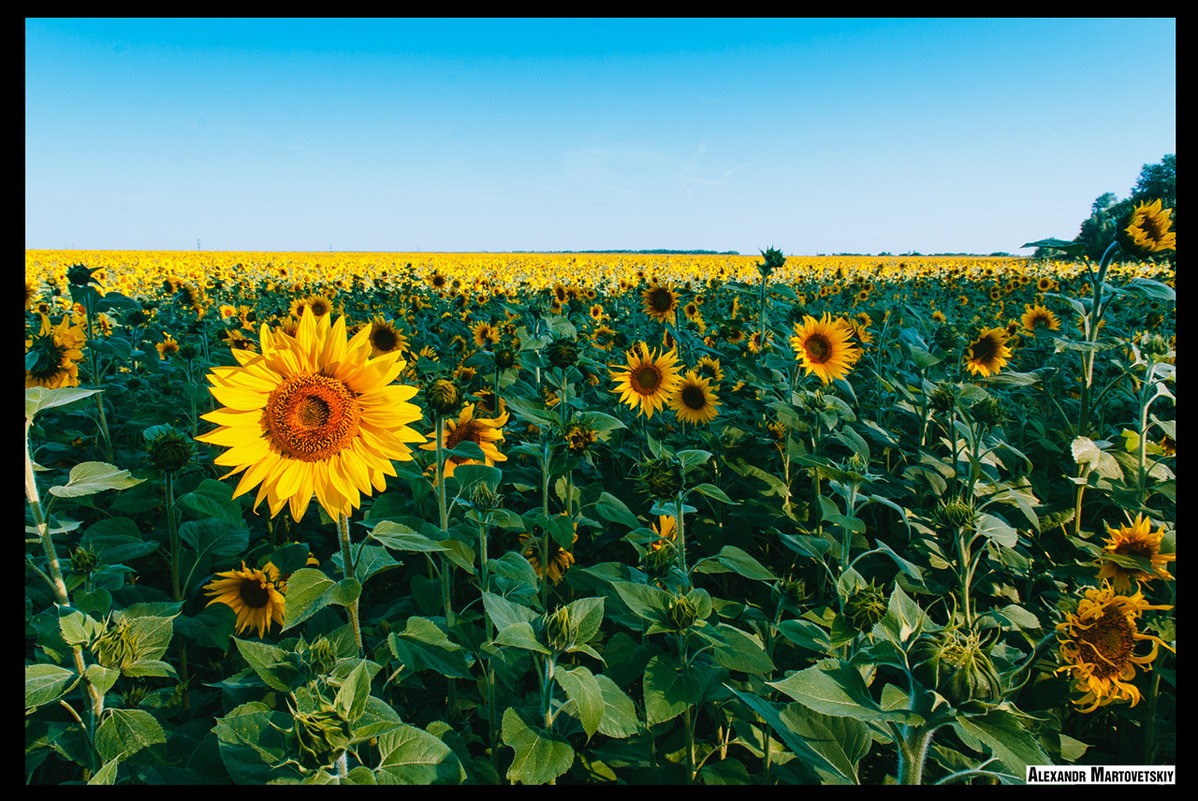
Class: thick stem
337,513,363,656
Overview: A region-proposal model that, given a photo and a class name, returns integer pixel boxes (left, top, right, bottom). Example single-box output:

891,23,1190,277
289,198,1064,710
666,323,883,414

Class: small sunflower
641,283,679,322
194,307,425,521
1021,303,1061,334
789,313,863,385
963,327,1012,378
471,320,500,349
203,561,287,638
1055,582,1174,713
1118,198,1175,258
422,402,509,479
564,424,598,454
367,318,409,358
650,515,677,552
669,370,722,425
1096,514,1175,591
609,342,683,419
156,334,180,360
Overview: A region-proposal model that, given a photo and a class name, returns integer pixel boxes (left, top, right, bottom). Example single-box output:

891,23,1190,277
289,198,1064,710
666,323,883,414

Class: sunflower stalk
81,290,114,461
433,415,458,713
336,513,363,657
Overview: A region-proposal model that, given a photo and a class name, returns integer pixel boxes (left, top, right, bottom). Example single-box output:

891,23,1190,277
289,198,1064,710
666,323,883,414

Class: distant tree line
1035,154,1175,261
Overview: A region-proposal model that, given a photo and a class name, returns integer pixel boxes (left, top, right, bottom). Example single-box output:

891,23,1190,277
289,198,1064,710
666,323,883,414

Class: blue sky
25,18,1176,255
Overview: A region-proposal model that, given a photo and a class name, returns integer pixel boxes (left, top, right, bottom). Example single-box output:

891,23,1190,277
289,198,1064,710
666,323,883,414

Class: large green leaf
954,708,1050,776
375,723,466,784
643,654,703,726
95,708,166,763
768,661,923,724
691,545,777,581
779,702,871,784
282,568,361,631
48,461,145,498
555,665,604,740
214,702,305,785
388,617,474,679
501,707,574,785
25,663,78,711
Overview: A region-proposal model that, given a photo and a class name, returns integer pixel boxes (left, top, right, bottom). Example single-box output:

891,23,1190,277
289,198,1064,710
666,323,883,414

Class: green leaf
25,663,79,711
481,590,538,631
1071,436,1124,480
779,703,871,784
367,520,450,553
555,665,605,740
722,686,837,784
233,638,298,693
643,654,703,726
501,707,574,785
95,708,166,763
611,581,671,624
374,723,466,784
388,617,474,679
975,513,1019,548
214,702,306,785
282,568,361,631
594,673,643,738
768,661,922,724
48,461,145,498
691,545,777,581
492,621,550,654
593,491,642,530
25,386,101,421
954,708,1050,776
335,660,374,724
87,758,121,785
709,623,775,673
1021,238,1087,257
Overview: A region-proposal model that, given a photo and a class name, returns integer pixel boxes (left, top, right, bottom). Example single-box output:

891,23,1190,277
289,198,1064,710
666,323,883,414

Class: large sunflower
669,370,722,424
1055,582,1173,713
963,326,1013,378
1096,514,1175,591
195,306,425,521
25,314,86,389
641,282,679,322
789,313,863,385
203,561,287,638
422,402,509,479
609,342,683,419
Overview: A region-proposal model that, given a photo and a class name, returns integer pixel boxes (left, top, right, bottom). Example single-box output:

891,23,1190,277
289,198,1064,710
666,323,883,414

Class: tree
1065,155,1175,261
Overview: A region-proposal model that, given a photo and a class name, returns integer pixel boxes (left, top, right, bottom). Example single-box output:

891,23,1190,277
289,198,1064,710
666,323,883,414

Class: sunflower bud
930,382,959,413
546,338,579,368
470,480,500,513
494,347,517,370
775,574,808,606
931,495,977,531
93,618,138,670
756,247,786,280
541,605,579,653
910,627,1003,705
145,425,193,473
970,395,1004,427
638,457,683,499
178,340,201,361
301,635,339,676
70,544,100,576
424,378,462,416
669,593,699,630
67,263,101,287
292,706,351,765
843,580,888,633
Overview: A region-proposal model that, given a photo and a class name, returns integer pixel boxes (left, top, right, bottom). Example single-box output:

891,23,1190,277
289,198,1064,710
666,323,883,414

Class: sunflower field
25,208,1176,785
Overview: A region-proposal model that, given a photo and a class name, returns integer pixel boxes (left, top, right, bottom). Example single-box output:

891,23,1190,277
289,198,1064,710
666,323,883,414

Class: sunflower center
971,336,998,362
238,577,272,609
633,365,662,393
264,372,362,462
681,384,708,410
371,325,399,352
649,289,673,312
1076,608,1135,678
804,335,831,364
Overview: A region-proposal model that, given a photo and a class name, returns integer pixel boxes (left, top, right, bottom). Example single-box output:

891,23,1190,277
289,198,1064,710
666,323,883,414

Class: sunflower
203,561,287,638
519,527,577,584
1118,198,1175,258
195,306,425,521
641,282,679,322
25,314,85,389
963,327,1012,378
1021,303,1061,334
669,370,722,424
422,402,509,479
471,320,500,349
789,313,863,385
1096,514,1175,591
1055,583,1174,713
650,515,677,553
564,424,598,454
609,342,683,419
366,318,408,357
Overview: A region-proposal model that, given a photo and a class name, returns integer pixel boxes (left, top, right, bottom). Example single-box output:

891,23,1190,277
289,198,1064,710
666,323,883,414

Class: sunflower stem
434,415,458,714
337,513,363,657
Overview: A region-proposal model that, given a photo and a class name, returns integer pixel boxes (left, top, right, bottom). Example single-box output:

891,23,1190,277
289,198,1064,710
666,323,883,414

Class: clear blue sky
25,17,1176,255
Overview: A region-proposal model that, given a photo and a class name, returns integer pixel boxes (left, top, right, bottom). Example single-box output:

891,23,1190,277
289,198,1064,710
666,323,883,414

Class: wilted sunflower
195,307,425,521
609,342,683,419
641,282,679,322
1118,198,1176,258
1055,582,1174,713
203,561,287,638
422,402,509,479
1020,303,1061,334
669,370,722,424
963,327,1012,378
789,313,863,385
1096,514,1175,591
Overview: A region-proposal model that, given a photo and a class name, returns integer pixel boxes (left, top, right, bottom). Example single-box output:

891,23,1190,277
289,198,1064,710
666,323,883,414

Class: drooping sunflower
25,314,86,389
1020,303,1061,335
203,561,287,638
519,527,578,584
789,313,863,385
669,370,722,425
1055,582,1174,713
609,342,683,419
422,402,509,479
1096,514,1176,591
963,326,1013,378
195,306,425,521
641,282,679,322
1117,198,1176,258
